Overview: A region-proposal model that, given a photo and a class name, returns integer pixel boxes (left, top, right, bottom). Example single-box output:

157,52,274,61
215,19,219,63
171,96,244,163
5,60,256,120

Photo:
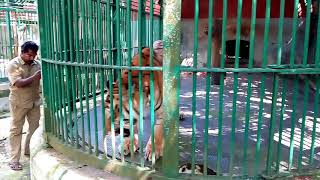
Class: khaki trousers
9,103,40,163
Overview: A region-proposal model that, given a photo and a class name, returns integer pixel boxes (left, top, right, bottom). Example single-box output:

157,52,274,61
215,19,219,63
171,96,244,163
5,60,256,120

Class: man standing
6,41,41,171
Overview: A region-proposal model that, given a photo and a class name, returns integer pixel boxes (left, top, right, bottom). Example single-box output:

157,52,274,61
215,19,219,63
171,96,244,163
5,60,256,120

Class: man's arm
14,70,41,88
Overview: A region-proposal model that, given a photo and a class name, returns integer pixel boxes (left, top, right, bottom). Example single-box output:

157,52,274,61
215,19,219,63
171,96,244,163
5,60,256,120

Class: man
6,41,41,171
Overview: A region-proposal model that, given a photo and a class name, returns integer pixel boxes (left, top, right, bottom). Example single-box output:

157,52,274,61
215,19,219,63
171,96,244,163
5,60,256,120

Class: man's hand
14,70,41,88
32,70,41,81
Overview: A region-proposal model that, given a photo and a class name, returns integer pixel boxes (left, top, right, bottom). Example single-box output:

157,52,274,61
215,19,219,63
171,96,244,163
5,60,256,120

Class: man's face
21,49,37,64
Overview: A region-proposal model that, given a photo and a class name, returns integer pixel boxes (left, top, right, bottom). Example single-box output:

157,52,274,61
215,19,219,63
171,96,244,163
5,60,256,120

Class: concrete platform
30,117,128,180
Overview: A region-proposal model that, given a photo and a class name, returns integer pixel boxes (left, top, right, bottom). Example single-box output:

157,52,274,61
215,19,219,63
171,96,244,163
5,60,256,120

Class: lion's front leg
145,123,164,161
119,133,139,156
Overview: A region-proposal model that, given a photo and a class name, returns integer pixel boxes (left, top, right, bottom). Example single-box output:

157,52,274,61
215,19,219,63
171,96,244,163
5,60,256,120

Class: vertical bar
115,0,124,162
275,79,288,173
97,0,106,153
76,0,85,151
191,0,199,174
298,78,309,171
68,0,78,148
149,0,156,167
37,0,51,132
47,2,55,136
204,0,214,175
298,0,313,171
106,0,116,159
57,0,66,141
61,0,73,146
162,0,181,177
288,77,299,170
275,0,286,174
288,0,300,170
276,0,286,66
247,0,258,177
52,1,59,137
266,76,279,175
231,0,242,175
302,0,312,66
310,2,320,164
5,7,13,59
217,0,228,175
126,0,135,160
73,0,80,149
80,0,92,154
290,0,300,67
138,0,145,167
264,0,277,176
88,0,99,156
310,78,320,165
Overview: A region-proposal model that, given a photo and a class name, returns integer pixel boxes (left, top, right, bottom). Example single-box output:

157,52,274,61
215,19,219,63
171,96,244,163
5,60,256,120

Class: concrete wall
180,18,307,67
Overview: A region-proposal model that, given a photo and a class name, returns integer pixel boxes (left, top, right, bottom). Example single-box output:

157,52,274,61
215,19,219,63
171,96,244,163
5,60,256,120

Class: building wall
180,18,307,67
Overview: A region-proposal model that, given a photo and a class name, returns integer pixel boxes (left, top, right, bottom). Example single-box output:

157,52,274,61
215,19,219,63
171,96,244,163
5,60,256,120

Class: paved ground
70,73,320,177
0,112,31,180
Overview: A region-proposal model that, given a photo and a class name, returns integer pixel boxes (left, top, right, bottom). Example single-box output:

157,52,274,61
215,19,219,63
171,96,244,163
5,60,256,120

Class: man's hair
21,41,39,53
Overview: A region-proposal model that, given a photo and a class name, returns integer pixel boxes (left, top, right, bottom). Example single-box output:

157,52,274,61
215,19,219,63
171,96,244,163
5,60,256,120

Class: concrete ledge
0,82,10,113
0,82,9,91
30,120,128,180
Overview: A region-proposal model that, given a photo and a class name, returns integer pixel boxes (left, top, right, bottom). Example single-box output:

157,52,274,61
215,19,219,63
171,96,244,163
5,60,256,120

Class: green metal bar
149,0,156,167
51,0,58,137
67,0,78,148
217,0,228,175
80,0,92,154
75,0,85,151
88,0,99,156
47,0,55,136
264,0,276,176
289,0,299,67
274,1,287,171
126,0,135,161
255,0,271,176
310,78,320,165
276,0,286,65
298,78,309,171
72,0,80,149
162,0,181,177
310,3,320,164
246,0,257,176
204,0,214,175
106,0,116,159
61,0,73,146
288,77,299,170
288,0,300,171
191,0,199,174
41,59,320,74
97,0,106,153
230,0,242,175
266,75,279,175
5,7,13,59
138,0,145,167
302,0,312,66
57,0,66,142
115,0,124,161
276,79,287,172
298,0,313,171
38,0,50,133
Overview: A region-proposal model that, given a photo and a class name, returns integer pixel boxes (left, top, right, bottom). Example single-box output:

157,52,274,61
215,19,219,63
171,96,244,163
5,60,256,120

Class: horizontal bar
43,59,320,74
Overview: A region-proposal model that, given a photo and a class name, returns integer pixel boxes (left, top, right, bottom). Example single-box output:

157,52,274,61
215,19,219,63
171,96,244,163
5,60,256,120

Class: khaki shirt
6,56,41,108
